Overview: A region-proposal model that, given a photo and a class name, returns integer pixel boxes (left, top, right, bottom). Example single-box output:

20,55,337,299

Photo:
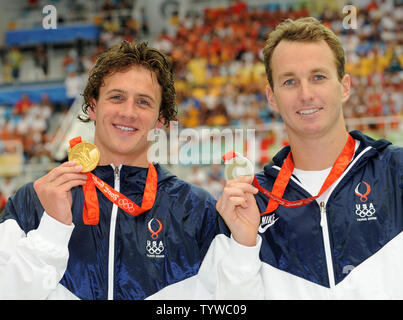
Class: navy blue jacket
253,130,403,290
1,164,218,299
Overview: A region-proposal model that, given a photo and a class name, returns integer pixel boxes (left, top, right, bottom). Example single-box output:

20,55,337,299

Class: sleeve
147,187,264,300
146,222,265,300
0,197,74,299
193,227,265,300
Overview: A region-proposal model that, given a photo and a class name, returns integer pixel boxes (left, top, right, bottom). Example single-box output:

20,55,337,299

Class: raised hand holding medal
68,137,100,173
68,136,157,225
217,151,260,247
33,151,88,226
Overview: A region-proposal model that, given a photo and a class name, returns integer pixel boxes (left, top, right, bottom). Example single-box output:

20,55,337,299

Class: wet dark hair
79,40,177,126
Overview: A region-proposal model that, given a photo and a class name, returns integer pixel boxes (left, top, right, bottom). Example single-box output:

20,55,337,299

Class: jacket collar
92,163,175,186
264,130,392,175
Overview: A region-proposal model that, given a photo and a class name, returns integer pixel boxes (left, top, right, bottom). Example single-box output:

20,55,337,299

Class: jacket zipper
108,166,120,300
320,201,335,288
270,144,373,289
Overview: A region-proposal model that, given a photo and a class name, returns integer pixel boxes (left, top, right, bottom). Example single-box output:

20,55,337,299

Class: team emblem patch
354,181,377,221
146,218,165,258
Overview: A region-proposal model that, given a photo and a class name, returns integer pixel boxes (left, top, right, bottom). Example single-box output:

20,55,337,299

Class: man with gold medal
0,41,221,299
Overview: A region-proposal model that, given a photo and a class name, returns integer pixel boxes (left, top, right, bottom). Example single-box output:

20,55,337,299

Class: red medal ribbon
253,134,356,216
69,137,158,225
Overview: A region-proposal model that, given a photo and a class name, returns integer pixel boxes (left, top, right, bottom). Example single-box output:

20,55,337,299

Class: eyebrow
278,68,331,79
105,89,126,95
105,89,157,103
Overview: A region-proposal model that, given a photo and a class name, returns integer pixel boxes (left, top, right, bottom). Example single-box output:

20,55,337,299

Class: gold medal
68,140,100,172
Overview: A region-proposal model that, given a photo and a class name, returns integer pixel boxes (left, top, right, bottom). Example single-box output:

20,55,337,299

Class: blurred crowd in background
0,0,402,211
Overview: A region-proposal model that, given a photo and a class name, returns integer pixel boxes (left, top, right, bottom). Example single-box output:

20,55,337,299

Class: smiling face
266,40,351,142
89,65,163,167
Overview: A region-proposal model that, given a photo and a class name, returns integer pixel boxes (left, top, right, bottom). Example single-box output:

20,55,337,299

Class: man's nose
299,80,314,103
119,99,138,119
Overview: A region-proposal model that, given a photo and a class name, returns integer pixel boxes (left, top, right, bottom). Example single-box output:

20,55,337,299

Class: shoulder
351,130,402,171
377,143,403,172
0,182,44,232
161,173,217,205
256,163,277,186
383,143,403,158
384,144,403,178
156,164,217,205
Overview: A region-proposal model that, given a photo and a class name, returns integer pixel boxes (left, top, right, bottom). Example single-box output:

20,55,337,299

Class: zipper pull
320,201,326,228
114,166,120,180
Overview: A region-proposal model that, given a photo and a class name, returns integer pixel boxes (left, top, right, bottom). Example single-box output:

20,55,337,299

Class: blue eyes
109,96,151,107
138,99,150,106
283,75,327,87
283,79,295,86
313,75,326,81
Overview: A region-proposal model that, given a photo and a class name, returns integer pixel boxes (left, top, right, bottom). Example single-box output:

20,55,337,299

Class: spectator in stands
140,7,149,36
29,132,54,165
62,52,76,74
2,60,13,84
33,45,48,80
27,94,52,123
6,47,23,83
13,93,33,116
100,0,116,13
0,191,6,214
205,101,229,126
38,93,53,120
0,176,18,200
64,69,85,106
0,120,12,141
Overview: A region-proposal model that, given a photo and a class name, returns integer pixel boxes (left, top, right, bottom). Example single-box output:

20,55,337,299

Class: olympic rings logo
146,240,164,255
118,198,134,212
355,204,376,218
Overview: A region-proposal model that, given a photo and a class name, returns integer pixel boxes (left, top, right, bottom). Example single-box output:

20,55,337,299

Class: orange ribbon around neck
69,137,158,225
222,134,355,216
253,134,356,216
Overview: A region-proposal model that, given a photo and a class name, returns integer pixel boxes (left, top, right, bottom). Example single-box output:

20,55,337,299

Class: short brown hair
263,17,345,89
79,40,177,126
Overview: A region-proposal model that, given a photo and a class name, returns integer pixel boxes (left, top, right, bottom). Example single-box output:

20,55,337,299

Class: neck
288,130,349,171
98,153,149,169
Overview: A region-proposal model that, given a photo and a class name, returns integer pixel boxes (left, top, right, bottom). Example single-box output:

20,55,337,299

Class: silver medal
224,154,254,180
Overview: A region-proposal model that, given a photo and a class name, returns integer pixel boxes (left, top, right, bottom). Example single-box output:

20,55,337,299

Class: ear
266,84,279,113
340,74,351,103
89,98,97,121
155,117,165,130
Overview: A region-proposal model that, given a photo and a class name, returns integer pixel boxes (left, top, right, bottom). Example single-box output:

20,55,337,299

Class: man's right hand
216,176,260,247
33,161,87,225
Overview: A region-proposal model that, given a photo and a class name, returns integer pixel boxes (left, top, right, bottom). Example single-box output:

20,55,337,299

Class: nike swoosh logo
258,217,279,233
